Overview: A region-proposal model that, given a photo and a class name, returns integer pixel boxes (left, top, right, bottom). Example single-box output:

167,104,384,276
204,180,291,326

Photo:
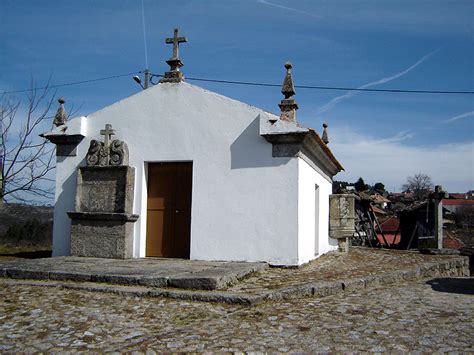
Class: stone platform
0,248,470,304
0,257,267,290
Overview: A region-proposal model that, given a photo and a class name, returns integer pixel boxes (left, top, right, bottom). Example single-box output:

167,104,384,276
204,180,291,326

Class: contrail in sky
444,111,474,123
256,0,321,18
374,130,414,143
317,47,443,115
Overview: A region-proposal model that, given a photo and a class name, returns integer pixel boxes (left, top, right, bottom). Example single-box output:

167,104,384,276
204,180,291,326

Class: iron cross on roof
165,28,187,60
100,124,116,148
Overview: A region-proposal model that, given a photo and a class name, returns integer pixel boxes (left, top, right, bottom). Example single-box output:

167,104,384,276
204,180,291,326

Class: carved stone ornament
86,124,129,166
109,140,129,166
86,140,103,166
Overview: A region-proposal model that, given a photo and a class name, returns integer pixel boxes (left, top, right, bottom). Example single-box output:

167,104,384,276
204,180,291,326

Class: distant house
442,199,474,214
468,190,474,200
449,193,468,200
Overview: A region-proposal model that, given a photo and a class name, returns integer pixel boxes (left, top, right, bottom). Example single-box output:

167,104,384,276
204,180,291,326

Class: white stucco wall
52,116,87,256
297,157,338,264
52,82,304,265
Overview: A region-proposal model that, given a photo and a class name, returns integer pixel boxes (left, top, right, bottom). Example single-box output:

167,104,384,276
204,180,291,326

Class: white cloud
444,111,474,123
330,127,474,193
317,47,442,115
256,0,321,18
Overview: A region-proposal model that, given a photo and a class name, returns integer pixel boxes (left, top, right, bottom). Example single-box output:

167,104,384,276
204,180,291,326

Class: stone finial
160,28,188,83
53,97,67,127
322,123,329,144
281,62,296,99
278,62,299,122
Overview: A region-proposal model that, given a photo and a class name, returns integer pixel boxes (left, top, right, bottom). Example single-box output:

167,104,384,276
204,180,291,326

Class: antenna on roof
133,0,151,90
141,0,149,70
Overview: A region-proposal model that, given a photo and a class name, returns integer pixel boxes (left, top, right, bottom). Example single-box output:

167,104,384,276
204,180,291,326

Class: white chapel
44,29,344,266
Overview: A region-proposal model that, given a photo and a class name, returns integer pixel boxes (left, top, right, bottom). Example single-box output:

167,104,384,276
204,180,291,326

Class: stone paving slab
0,257,268,290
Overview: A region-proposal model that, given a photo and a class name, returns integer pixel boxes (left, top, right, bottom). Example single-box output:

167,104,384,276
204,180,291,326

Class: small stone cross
165,28,187,60
100,124,116,149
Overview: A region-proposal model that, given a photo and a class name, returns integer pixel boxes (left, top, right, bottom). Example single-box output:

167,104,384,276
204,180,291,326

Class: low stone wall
265,256,469,302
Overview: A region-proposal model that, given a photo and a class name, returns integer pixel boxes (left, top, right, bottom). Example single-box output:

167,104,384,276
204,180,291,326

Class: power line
0,71,143,95
1,70,473,96
182,75,474,95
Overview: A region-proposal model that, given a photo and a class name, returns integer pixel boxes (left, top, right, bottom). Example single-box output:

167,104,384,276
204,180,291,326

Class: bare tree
0,80,58,204
401,173,434,201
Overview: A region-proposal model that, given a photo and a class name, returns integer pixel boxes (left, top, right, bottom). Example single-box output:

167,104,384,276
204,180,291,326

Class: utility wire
1,70,473,96
182,75,474,95
0,71,143,95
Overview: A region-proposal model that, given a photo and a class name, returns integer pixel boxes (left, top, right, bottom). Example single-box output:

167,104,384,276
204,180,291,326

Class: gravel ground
1,277,473,352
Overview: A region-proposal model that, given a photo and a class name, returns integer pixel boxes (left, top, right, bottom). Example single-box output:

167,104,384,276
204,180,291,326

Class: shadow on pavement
0,250,52,259
426,278,474,295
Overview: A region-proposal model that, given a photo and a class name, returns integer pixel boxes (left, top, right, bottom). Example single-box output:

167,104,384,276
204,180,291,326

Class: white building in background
44,29,343,266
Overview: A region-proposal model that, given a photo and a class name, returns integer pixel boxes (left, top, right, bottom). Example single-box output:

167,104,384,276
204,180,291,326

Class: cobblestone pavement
1,277,473,352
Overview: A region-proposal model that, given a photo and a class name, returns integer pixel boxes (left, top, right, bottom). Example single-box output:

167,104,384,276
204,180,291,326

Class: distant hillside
0,203,53,236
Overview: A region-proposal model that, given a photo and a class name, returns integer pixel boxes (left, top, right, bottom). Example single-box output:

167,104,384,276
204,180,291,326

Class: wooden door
146,162,192,258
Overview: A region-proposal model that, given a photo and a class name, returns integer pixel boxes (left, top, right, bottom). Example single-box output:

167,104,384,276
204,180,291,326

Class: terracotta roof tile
442,199,474,206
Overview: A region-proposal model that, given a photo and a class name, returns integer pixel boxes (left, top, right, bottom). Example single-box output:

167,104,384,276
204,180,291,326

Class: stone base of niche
68,212,138,259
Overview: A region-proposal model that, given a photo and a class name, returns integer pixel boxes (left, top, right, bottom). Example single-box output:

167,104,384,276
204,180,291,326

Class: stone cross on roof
166,28,187,60
100,124,116,149
160,28,188,83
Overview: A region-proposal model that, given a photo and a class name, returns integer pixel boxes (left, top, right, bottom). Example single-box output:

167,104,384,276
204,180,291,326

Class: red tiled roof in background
449,193,468,200
442,199,474,206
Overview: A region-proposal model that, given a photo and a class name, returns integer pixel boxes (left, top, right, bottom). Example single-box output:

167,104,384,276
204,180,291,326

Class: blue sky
1,0,473,197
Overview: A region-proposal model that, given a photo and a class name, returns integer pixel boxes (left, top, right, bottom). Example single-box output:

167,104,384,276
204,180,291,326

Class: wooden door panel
147,164,174,210
174,164,193,210
174,209,191,258
173,164,192,258
146,210,164,256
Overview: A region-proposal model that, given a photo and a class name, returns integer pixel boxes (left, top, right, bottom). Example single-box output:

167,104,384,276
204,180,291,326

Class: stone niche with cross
67,124,139,259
